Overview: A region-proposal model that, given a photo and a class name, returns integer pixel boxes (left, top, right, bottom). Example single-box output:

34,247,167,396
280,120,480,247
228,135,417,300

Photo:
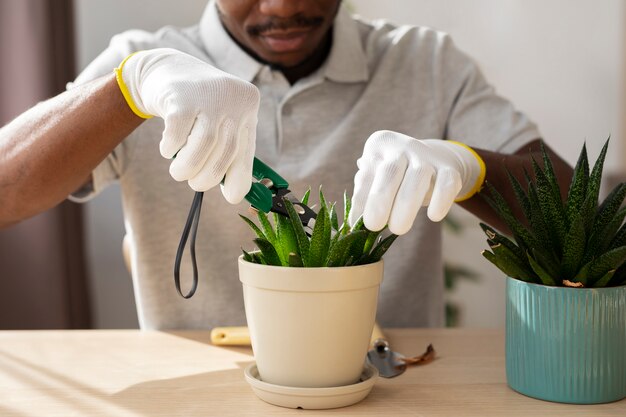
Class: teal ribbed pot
506,277,626,404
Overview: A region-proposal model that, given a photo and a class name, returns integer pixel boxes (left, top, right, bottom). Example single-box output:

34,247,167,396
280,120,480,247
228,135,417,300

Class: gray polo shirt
70,1,540,329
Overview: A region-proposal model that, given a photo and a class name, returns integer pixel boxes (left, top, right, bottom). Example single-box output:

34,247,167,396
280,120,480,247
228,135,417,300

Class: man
0,1,571,329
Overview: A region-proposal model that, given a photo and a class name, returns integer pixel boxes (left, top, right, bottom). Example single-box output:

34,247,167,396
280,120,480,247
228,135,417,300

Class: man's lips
258,29,314,53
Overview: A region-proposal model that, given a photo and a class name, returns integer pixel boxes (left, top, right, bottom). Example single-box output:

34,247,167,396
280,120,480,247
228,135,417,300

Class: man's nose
258,0,306,17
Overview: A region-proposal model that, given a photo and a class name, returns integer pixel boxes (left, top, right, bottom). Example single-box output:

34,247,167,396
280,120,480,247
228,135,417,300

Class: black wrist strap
174,191,204,298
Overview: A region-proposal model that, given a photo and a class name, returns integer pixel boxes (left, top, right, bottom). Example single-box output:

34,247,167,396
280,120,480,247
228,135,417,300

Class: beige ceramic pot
238,256,383,388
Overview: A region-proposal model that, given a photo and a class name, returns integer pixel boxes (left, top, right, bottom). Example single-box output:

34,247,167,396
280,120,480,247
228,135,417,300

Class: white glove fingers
348,158,375,227
221,115,257,204
188,118,237,192
363,159,407,232
427,168,462,222
388,164,434,235
160,113,195,159
169,116,217,181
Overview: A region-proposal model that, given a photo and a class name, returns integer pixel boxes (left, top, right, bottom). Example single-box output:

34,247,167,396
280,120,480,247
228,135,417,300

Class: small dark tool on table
174,157,316,298
368,337,436,378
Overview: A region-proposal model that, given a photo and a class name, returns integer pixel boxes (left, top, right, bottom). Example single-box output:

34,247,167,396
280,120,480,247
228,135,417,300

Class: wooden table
0,329,623,416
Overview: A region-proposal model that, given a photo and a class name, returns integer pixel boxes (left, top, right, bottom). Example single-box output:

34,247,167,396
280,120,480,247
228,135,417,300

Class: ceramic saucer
244,362,378,409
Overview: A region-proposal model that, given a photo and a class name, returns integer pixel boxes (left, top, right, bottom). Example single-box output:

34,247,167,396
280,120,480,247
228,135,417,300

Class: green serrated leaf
242,248,254,263
341,190,352,235
574,245,626,286
366,234,399,263
301,188,311,206
560,212,586,279
479,223,527,264
592,269,616,288
240,214,266,240
253,238,281,266
284,198,310,266
276,212,298,266
527,252,557,286
257,211,277,247
531,156,566,255
565,142,589,227
308,205,330,267
489,243,538,282
583,138,610,232
326,230,367,267
329,202,339,231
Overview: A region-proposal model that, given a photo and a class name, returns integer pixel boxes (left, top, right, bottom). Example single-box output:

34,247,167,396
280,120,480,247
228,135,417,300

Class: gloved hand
349,130,486,235
114,48,260,203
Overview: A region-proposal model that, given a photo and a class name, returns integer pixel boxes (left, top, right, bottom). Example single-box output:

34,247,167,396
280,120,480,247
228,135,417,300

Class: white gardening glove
349,130,486,235
114,48,260,203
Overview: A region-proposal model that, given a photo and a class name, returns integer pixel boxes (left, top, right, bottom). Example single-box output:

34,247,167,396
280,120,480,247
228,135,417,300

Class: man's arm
459,139,574,232
0,73,143,228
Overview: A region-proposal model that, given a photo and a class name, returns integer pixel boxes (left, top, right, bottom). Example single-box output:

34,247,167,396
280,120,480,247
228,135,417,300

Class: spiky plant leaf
240,214,266,240
242,248,254,263
301,188,311,206
526,252,557,286
257,211,277,249
275,212,298,265
253,238,281,266
592,269,616,288
366,233,399,263
329,202,339,231
560,212,586,279
582,138,610,232
531,157,566,254
585,206,626,263
326,230,368,267
480,223,528,264
341,190,352,235
565,143,589,226
489,243,537,282
574,245,626,286
283,198,310,266
308,205,331,267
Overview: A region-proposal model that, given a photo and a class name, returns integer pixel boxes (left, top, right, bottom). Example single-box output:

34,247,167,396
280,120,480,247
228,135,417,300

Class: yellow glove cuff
114,52,153,119
449,140,487,202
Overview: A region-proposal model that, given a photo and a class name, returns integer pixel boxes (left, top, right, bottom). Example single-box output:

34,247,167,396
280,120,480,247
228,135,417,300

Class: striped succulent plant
481,139,626,288
240,189,398,267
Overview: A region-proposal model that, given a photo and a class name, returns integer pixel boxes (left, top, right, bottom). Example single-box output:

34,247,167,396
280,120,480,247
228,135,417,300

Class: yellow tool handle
211,323,386,347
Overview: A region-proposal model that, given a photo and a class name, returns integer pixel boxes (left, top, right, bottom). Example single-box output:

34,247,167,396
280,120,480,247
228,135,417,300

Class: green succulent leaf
301,187,311,206
341,190,352,235
574,245,626,286
489,243,538,282
366,233,399,263
582,138,610,232
526,252,557,286
283,198,311,267
253,238,281,266
565,142,589,226
327,230,367,267
242,248,254,263
592,269,616,288
329,202,339,231
560,212,586,279
531,157,566,254
479,223,527,263
308,205,331,267
288,252,304,267
239,214,266,240
275,212,298,266
257,211,277,248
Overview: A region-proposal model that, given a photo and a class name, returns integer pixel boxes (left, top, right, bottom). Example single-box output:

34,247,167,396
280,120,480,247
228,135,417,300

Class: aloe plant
241,189,398,267
481,138,626,288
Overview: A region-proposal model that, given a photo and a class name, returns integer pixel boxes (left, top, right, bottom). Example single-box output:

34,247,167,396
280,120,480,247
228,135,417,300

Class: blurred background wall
72,0,626,328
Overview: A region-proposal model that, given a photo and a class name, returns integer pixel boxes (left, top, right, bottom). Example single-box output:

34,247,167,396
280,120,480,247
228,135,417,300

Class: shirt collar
199,1,369,84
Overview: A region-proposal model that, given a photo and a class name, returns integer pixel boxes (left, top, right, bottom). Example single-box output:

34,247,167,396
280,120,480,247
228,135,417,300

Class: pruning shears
174,157,317,299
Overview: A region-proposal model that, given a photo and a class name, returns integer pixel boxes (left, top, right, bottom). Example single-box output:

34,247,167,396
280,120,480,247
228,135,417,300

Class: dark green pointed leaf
566,142,589,226
592,269,616,288
253,238,281,266
257,211,277,248
363,229,383,255
506,170,531,223
301,188,311,206
489,243,538,282
480,223,527,263
583,138,610,232
329,202,339,231
531,157,566,254
308,205,330,267
560,212,586,279
242,248,254,263
341,190,352,235
574,245,626,286
275,212,298,266
366,233,399,263
240,214,265,240
326,230,368,267
589,182,626,244
283,198,310,266
527,252,557,286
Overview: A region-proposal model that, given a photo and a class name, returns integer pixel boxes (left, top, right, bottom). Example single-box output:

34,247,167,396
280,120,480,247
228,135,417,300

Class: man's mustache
247,15,324,37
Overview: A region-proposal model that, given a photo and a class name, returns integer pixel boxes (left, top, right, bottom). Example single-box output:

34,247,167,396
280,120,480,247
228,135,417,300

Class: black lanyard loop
174,191,204,298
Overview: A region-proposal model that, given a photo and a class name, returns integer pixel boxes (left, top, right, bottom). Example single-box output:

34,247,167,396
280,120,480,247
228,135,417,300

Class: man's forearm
458,139,574,232
0,73,143,227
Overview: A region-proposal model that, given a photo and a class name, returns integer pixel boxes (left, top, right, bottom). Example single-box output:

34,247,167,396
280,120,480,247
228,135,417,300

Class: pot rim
237,254,383,271
506,275,626,291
